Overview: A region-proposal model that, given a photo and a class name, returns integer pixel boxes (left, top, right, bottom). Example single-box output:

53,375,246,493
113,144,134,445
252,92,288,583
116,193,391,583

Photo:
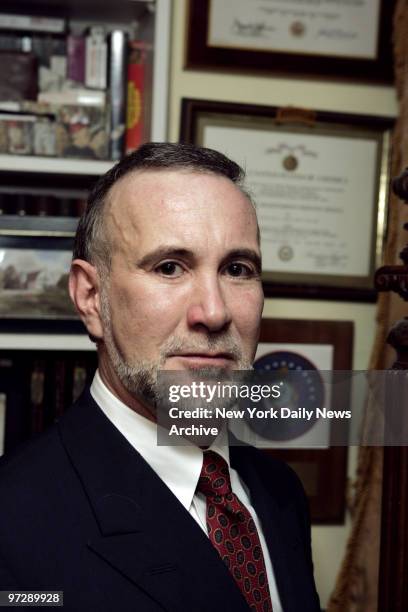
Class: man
0,143,320,611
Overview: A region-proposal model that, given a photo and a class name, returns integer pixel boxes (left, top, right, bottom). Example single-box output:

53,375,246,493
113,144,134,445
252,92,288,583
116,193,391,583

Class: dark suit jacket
0,389,320,611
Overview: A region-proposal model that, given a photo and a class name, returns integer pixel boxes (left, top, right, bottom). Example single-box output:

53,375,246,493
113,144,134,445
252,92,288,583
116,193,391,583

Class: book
0,33,24,52
72,362,87,402
30,360,45,434
109,30,127,160
1,357,31,454
32,34,66,69
125,41,147,154
0,51,38,100
35,195,56,216
85,27,107,90
58,197,75,217
0,393,6,457
0,194,9,215
54,359,67,419
67,34,85,84
15,194,33,216
0,13,65,34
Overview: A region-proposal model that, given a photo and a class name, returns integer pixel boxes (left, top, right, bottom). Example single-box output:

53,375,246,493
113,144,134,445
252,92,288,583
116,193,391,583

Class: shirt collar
90,370,230,512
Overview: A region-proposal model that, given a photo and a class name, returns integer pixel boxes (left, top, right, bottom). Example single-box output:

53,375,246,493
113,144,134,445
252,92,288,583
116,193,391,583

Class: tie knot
197,451,232,498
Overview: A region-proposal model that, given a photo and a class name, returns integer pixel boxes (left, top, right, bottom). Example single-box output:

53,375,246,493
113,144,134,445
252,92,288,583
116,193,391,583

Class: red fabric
197,451,273,612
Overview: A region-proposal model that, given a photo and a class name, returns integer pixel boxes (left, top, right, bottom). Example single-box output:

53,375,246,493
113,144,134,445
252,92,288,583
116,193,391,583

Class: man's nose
186,276,232,333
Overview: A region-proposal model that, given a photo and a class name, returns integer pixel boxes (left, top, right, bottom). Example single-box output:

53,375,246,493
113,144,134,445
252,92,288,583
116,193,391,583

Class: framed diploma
180,98,393,301
185,0,394,83
257,318,353,524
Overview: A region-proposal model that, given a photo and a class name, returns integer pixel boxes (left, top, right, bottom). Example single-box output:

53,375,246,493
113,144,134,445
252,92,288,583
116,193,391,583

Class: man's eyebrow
136,246,262,272
136,247,195,268
223,249,262,273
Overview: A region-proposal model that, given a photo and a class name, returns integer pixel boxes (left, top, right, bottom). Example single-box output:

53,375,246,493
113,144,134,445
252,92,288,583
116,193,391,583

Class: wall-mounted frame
180,98,393,301
185,0,394,83
256,318,353,524
0,215,84,333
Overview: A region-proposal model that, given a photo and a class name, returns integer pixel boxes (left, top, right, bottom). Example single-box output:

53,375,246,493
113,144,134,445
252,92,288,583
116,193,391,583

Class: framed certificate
180,98,393,301
185,0,394,83
257,318,353,524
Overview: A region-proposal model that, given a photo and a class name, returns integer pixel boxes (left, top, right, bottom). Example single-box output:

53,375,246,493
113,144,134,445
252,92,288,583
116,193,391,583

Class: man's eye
226,262,254,277
155,261,184,277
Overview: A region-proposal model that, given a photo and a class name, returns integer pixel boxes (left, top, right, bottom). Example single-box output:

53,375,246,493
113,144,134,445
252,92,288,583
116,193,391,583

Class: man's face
97,169,264,407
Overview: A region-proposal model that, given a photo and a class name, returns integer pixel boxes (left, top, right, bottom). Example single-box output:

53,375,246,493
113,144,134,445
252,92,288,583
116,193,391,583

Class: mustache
161,336,243,361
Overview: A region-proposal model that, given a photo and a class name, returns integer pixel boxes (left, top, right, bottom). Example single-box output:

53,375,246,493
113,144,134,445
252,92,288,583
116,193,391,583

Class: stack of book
0,351,98,457
0,12,151,161
0,192,87,217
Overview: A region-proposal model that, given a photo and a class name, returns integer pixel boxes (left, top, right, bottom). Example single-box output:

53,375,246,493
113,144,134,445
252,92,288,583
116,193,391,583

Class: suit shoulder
0,425,66,493
0,391,91,490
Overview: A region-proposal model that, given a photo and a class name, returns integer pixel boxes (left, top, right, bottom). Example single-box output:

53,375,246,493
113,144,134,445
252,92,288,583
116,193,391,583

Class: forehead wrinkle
105,168,260,256
105,182,146,258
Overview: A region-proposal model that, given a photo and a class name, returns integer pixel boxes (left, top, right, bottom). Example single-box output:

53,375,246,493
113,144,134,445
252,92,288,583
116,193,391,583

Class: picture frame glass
255,318,353,524
0,219,78,327
0,246,75,319
181,99,392,300
207,0,382,60
186,0,394,83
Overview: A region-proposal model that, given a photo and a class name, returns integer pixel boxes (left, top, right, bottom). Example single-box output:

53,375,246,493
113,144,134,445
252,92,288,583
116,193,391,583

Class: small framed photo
255,318,353,524
0,215,83,332
185,0,394,83
180,98,393,301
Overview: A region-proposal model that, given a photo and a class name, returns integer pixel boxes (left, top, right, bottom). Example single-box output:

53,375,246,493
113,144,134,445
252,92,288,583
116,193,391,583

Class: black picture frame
0,215,84,333
258,318,353,524
180,98,394,302
185,0,394,83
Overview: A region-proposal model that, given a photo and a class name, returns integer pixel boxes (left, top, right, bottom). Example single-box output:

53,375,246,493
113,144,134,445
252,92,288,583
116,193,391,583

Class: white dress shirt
91,370,283,611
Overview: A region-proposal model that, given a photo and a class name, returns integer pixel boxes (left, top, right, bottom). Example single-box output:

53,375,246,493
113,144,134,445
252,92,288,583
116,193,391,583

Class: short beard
99,284,253,414
99,286,161,404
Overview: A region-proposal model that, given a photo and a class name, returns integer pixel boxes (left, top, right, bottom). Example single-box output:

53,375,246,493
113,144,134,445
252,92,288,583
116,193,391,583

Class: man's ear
69,259,104,340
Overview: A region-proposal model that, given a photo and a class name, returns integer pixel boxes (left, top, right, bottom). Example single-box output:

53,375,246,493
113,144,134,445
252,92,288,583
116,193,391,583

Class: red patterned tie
197,451,273,612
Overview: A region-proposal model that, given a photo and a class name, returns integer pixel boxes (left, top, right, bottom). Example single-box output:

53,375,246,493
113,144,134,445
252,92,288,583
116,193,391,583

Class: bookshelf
0,0,171,456
0,154,114,175
0,334,95,351
0,0,171,350
0,0,171,155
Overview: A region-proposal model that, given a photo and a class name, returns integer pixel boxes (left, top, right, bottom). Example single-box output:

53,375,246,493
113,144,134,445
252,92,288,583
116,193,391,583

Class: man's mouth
168,352,235,367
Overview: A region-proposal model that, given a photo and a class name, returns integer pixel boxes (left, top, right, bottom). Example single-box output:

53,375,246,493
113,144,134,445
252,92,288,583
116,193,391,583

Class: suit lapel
58,390,249,612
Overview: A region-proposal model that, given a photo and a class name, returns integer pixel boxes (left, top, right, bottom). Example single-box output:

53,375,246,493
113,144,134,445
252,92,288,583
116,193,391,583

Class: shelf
0,334,96,351
0,1,170,347
0,0,170,176
0,215,78,237
0,0,154,23
0,155,114,176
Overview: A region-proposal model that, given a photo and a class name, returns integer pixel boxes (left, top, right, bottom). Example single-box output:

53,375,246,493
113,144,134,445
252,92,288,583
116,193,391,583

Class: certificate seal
247,351,324,441
278,245,294,261
290,21,306,37
283,154,298,171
